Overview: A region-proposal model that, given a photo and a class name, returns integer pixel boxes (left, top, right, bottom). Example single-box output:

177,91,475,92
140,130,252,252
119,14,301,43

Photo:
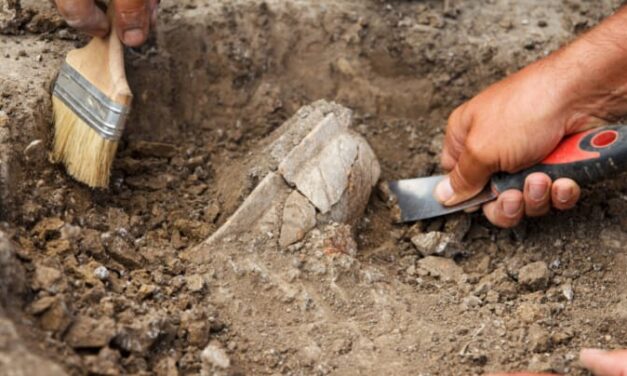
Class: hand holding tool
389,125,627,222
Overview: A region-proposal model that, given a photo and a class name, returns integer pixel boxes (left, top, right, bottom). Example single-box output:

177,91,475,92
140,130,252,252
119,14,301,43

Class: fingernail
435,177,454,203
123,29,145,46
557,186,573,204
529,181,547,201
502,198,522,218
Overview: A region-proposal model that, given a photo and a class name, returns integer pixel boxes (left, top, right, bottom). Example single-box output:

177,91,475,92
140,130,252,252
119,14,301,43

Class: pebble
518,261,550,291
411,231,463,258
417,256,466,282
94,266,109,281
201,342,231,369
32,263,64,293
65,316,116,349
561,284,574,302
185,274,205,292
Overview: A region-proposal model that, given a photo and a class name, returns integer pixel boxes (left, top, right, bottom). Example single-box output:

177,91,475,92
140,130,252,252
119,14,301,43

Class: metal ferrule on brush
53,63,129,140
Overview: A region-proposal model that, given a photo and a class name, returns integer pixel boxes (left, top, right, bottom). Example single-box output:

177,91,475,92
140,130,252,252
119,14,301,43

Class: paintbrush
51,0,132,188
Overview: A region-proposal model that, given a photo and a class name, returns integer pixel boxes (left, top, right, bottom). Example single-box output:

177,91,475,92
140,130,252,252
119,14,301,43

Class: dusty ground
1,0,627,375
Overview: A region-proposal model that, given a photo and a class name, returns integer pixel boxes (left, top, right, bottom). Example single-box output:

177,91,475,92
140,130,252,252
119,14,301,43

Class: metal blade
388,175,497,222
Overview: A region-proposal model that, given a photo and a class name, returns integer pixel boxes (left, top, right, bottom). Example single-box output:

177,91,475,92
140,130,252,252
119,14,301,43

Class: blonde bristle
52,96,119,188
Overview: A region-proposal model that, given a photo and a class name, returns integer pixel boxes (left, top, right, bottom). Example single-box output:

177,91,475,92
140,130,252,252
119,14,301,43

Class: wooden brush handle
65,0,132,107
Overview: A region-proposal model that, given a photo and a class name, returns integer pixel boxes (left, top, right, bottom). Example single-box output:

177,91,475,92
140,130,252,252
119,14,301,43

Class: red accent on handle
542,129,600,165
591,130,618,148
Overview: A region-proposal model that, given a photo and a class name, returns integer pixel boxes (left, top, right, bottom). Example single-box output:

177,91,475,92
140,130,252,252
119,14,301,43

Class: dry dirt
1,0,627,375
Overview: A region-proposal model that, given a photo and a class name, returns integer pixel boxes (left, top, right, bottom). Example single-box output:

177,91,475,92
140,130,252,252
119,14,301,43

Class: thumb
580,348,627,376
114,0,151,47
435,146,494,206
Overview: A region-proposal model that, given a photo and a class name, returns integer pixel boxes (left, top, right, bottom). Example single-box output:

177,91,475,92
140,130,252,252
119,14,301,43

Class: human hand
52,0,159,47
486,348,627,376
435,7,627,228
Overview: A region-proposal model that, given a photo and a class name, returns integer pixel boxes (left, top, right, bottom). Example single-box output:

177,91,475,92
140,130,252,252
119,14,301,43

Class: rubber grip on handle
491,125,627,193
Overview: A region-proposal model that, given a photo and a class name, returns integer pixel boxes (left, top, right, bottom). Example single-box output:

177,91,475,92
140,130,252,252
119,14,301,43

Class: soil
1,0,626,375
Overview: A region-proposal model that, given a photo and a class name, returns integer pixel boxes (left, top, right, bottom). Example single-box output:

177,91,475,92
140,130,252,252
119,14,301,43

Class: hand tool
389,125,627,222
51,0,132,188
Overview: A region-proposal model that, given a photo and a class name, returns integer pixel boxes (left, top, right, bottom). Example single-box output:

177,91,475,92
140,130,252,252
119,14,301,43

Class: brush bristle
52,96,119,188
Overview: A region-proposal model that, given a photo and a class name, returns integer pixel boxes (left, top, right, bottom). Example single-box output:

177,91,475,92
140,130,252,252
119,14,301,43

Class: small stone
518,261,550,291
105,236,144,269
528,324,551,353
201,342,231,369
187,321,209,347
29,296,57,315
185,274,205,292
562,284,574,302
462,295,482,309
137,284,158,300
517,301,550,324
473,268,515,298
39,299,73,334
411,231,463,258
279,191,317,248
417,256,466,282
65,316,116,349
94,266,109,281
32,263,64,293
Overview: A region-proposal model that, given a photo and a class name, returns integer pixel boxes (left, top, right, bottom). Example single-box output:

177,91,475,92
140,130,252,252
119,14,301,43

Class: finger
150,0,159,28
114,0,151,47
54,0,109,37
483,190,524,228
523,173,552,217
441,104,471,171
580,348,627,376
551,178,581,210
435,145,494,206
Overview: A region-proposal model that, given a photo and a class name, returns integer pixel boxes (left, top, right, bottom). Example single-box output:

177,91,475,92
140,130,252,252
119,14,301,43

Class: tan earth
1,0,627,375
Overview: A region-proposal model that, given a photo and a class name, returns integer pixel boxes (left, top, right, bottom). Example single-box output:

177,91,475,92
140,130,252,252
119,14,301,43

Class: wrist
547,7,627,131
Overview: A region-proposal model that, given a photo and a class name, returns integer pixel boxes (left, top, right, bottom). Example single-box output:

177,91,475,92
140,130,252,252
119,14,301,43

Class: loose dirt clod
518,261,551,291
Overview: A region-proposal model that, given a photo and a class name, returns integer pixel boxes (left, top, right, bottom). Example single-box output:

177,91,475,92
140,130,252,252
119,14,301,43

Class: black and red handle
491,125,627,193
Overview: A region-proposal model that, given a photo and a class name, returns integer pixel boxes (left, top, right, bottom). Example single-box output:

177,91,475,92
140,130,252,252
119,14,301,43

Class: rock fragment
65,316,116,349
32,263,64,293
185,274,205,293
518,261,550,291
39,298,73,334
201,342,231,370
411,231,463,258
105,236,144,269
279,191,317,248
417,256,466,282
528,324,551,353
